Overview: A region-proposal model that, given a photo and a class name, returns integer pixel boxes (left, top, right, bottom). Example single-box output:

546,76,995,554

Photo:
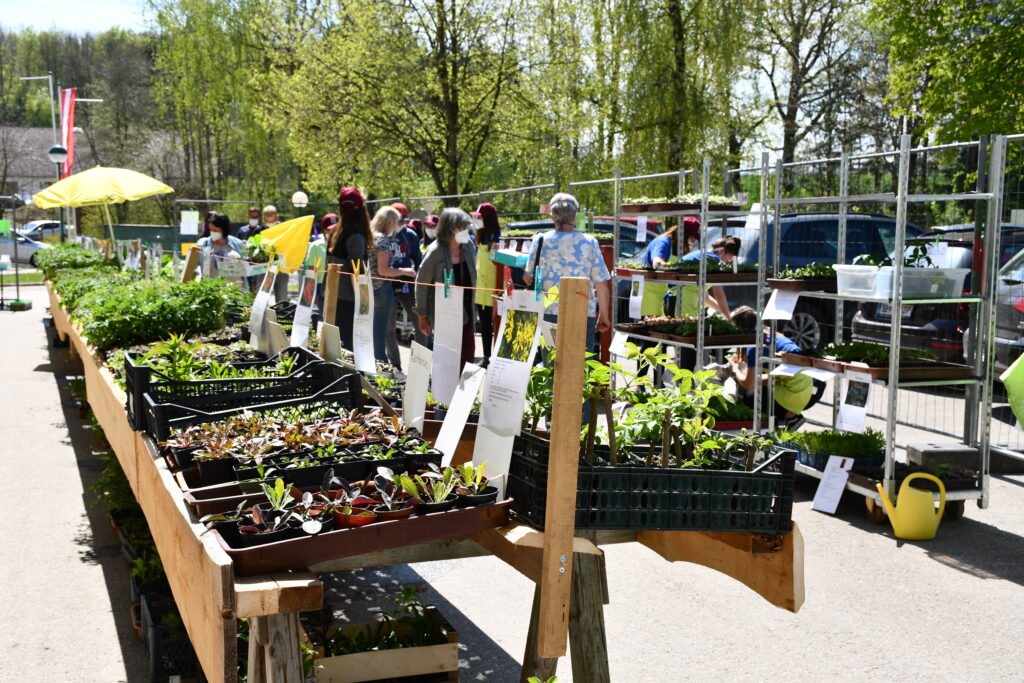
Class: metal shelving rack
761,133,1005,512
611,158,769,400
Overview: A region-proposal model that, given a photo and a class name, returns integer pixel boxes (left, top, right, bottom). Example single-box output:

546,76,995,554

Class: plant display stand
48,277,804,682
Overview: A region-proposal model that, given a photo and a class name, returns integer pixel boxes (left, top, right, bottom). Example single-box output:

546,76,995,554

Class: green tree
871,0,1024,143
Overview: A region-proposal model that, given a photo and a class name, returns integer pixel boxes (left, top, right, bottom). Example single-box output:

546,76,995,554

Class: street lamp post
47,144,68,242
291,190,309,215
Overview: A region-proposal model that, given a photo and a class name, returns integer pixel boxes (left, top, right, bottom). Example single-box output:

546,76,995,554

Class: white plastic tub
833,264,970,299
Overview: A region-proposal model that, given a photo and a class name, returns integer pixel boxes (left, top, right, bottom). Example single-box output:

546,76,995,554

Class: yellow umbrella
32,166,173,242
32,166,173,208
257,215,314,273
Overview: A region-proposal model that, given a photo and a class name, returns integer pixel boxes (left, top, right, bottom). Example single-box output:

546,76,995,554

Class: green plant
34,243,107,278
820,340,937,365
777,428,885,459
413,464,459,503
131,553,165,585
323,586,443,656
457,462,489,494
259,478,295,511
777,262,836,279
159,610,184,631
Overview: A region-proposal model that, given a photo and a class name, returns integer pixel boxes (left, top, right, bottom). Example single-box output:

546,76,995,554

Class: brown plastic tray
648,332,757,347
767,278,837,292
668,271,759,283
779,352,973,380
213,499,512,576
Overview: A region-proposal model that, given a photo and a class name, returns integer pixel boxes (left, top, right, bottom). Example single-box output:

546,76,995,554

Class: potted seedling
237,506,299,547
372,467,419,520
199,499,250,545
412,464,460,513
456,462,498,506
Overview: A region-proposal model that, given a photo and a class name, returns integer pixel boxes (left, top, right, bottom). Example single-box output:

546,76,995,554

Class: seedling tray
779,352,974,381
507,431,794,533
212,499,511,576
125,346,323,432
145,372,363,442
767,277,837,292
661,271,759,283
647,331,757,347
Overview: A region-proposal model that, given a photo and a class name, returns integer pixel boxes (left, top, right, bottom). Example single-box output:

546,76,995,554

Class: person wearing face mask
422,214,439,247
236,206,264,240
473,202,501,362
415,208,477,369
197,212,245,278
304,213,338,317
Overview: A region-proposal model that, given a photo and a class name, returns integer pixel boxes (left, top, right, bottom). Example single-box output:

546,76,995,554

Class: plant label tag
217,257,247,279
352,272,376,373
472,426,514,496
436,364,486,466
521,239,533,254
628,274,644,319
769,363,804,377
431,284,465,404
480,290,542,436
201,247,212,278
762,288,800,320
837,371,872,433
798,366,839,382
610,330,629,356
811,455,854,513
290,270,317,347
248,263,278,342
267,321,290,356
635,215,648,243
404,342,432,432
320,323,343,363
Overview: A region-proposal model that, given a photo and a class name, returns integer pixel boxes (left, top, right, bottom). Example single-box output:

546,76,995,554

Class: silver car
0,233,51,267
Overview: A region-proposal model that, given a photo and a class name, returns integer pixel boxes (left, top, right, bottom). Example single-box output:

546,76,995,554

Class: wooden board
538,277,589,658
637,524,805,613
46,283,72,343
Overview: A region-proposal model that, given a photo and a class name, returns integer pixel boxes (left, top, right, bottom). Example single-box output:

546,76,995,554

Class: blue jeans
372,285,394,362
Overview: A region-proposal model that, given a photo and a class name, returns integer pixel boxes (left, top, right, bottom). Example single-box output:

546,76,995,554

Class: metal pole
752,152,770,430
978,134,1006,510
965,135,988,447
695,158,710,369
884,133,913,500
768,158,783,433
833,152,849,428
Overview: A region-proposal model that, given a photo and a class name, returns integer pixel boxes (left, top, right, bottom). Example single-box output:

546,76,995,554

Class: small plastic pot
235,521,300,548
416,494,459,514
373,503,416,521
456,486,499,507
346,509,378,526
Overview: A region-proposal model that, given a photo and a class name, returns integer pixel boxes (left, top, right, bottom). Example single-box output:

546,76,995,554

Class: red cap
320,213,339,231
470,210,482,218
338,187,364,211
477,202,498,218
682,216,700,241
425,214,439,226
391,202,409,218
409,218,422,230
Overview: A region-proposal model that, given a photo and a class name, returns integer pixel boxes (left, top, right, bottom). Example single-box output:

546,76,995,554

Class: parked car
0,233,52,266
706,212,924,348
991,245,1024,374
17,220,65,241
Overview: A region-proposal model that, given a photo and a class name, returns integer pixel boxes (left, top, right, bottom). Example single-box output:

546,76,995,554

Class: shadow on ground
41,318,150,681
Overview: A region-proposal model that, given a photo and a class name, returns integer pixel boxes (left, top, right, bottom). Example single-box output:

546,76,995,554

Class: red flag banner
60,87,76,178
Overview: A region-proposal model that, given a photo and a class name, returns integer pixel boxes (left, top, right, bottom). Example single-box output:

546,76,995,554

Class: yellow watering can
876,473,946,541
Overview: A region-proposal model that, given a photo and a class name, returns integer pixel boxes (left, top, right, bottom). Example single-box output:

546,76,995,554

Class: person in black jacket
326,187,373,351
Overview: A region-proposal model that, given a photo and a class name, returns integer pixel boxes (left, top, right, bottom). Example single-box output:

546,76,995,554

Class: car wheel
783,305,823,349
29,254,37,268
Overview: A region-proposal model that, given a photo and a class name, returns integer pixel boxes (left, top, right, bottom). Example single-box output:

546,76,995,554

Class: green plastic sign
0,219,11,234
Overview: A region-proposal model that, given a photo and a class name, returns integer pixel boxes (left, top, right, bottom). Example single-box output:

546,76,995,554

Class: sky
0,0,148,34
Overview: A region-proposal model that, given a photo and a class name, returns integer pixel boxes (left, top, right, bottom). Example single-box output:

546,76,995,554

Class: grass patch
0,271,45,284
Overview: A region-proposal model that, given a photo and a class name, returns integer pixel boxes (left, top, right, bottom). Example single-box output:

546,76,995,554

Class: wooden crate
306,606,459,683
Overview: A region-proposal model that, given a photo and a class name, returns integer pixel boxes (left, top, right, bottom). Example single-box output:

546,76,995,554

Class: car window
781,220,837,260
1001,247,1024,281
875,220,923,255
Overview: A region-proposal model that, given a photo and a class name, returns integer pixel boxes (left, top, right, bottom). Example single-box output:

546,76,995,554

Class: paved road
6,285,1024,682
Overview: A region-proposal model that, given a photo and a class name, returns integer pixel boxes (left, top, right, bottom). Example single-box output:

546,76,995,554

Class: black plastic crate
146,369,363,442
506,431,795,533
125,346,323,432
141,594,201,681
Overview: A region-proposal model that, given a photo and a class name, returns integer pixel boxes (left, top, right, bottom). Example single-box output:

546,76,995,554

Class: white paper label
610,330,629,356
436,364,486,465
763,288,800,321
404,342,432,432
352,273,376,373
290,271,317,347
180,210,200,236
520,240,533,254
798,366,839,382
811,455,854,513
320,323,343,363
248,263,278,344
217,257,247,279
431,284,466,404
769,363,805,377
636,215,648,243
837,370,872,433
471,425,515,496
628,274,644,319
267,321,290,356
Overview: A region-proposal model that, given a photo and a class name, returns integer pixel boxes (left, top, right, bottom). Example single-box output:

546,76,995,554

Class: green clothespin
443,268,453,297
534,266,543,301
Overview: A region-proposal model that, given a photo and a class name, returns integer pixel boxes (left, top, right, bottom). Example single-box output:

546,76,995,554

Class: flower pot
196,457,236,486
417,494,459,514
456,486,499,507
236,521,300,548
346,509,378,526
373,503,417,521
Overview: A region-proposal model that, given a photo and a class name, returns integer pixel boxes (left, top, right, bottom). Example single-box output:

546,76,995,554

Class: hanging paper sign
837,370,872,433
431,282,465,405
480,290,543,437
436,364,487,466
811,456,855,513
352,273,376,373
248,261,278,343
636,215,648,243
246,262,268,277
403,342,432,432
610,330,630,356
762,289,800,321
180,210,199,236
290,270,318,347
628,274,644,319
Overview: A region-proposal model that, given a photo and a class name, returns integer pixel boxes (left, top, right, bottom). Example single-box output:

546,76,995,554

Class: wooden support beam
248,613,304,683
521,586,559,683
181,246,200,282
568,530,610,683
469,525,600,584
637,524,805,613
538,276,589,658
235,572,323,618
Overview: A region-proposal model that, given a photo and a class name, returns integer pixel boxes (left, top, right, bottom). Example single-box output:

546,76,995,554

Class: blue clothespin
533,266,543,301
443,268,453,298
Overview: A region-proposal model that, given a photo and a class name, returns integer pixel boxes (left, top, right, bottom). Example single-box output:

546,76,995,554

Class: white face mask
248,218,259,226
210,231,224,241
454,229,471,245
426,227,437,238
